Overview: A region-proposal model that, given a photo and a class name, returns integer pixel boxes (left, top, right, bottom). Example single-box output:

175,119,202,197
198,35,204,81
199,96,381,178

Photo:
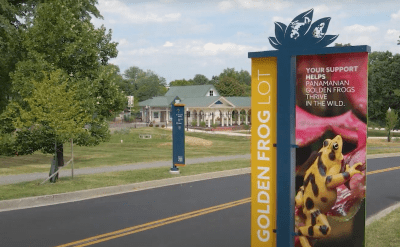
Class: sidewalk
0,154,251,185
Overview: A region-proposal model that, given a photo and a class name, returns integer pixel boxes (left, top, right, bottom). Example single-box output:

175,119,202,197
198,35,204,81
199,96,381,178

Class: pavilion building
138,85,251,127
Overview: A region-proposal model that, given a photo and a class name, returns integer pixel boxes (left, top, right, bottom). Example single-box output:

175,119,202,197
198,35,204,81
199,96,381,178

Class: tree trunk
388,130,391,142
57,143,64,166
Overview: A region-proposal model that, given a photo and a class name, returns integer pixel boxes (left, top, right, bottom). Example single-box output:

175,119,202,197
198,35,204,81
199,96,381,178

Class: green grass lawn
367,138,400,154
0,158,250,201
3,127,400,175
366,207,400,247
0,127,250,176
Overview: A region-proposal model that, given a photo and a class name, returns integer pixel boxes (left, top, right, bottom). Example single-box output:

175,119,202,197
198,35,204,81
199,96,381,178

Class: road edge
366,201,400,226
1,153,398,226
0,168,251,212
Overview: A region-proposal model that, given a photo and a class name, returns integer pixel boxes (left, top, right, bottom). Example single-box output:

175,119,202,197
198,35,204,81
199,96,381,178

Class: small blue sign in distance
171,97,185,168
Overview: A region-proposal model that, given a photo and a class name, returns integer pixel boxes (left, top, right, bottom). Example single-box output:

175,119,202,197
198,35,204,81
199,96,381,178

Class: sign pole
170,96,185,174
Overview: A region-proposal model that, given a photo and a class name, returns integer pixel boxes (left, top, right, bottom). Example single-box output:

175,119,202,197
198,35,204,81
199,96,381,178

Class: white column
238,111,241,125
149,108,152,122
213,112,216,125
230,112,233,126
207,113,211,127
245,110,248,125
166,108,169,125
197,110,200,127
221,112,224,126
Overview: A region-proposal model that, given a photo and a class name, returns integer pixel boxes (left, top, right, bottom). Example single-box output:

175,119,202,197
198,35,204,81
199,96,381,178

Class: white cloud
385,29,400,42
343,24,379,33
124,40,258,58
119,38,129,46
217,0,292,12
218,1,235,12
163,41,174,47
272,16,292,24
128,47,160,56
391,9,400,20
97,0,181,24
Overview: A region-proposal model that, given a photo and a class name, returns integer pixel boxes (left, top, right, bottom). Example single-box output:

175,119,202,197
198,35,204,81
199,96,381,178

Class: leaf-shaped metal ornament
314,34,339,48
284,9,313,45
268,37,282,50
268,8,339,50
304,17,332,44
274,22,287,45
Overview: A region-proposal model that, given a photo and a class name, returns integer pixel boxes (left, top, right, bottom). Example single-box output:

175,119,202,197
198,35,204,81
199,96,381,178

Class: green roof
138,96,176,107
224,97,251,107
164,85,215,98
138,85,251,108
181,96,221,107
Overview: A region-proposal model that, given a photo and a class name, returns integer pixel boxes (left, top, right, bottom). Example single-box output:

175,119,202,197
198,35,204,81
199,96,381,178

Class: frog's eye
323,140,329,147
333,142,339,150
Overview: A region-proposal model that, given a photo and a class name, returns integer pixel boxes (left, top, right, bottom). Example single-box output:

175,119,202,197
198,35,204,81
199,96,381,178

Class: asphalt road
0,156,399,247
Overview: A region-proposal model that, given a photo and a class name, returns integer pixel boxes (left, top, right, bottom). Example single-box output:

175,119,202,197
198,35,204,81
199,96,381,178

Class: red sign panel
295,53,368,247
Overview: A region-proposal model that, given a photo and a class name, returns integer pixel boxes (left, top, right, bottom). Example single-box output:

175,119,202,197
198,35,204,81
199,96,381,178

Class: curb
1,154,399,225
0,168,251,212
366,202,400,226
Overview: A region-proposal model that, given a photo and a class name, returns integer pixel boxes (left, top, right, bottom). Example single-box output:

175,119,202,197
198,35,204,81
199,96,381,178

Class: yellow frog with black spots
295,135,363,247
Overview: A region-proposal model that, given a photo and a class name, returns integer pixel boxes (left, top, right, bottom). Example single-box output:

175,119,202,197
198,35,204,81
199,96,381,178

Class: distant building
138,85,251,127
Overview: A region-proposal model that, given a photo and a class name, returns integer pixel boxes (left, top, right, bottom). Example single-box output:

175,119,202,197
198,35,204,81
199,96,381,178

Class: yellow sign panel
251,57,277,247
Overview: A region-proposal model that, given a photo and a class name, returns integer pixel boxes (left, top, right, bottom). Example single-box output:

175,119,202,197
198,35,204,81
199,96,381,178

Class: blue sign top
269,9,338,51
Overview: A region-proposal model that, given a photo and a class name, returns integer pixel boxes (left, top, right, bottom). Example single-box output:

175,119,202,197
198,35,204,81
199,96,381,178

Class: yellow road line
366,166,400,175
57,165,399,247
57,198,251,247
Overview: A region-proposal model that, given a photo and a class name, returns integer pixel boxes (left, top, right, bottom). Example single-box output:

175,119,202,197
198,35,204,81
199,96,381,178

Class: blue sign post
249,9,370,247
170,96,185,174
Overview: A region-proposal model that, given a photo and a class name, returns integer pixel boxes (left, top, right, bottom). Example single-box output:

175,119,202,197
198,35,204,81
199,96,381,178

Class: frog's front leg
325,162,363,189
297,210,331,238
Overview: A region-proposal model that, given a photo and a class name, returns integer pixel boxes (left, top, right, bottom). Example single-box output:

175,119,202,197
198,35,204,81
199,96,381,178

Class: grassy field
366,206,400,247
2,126,400,175
0,158,250,201
367,138,400,154
0,127,250,176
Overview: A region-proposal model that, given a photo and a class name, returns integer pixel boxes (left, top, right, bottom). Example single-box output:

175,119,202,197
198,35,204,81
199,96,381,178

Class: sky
91,0,400,84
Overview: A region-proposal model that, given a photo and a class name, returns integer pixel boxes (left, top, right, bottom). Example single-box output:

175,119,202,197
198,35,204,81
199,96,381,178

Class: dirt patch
158,136,212,147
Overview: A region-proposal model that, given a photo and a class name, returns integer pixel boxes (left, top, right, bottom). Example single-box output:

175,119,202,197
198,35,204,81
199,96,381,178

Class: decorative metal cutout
269,9,339,50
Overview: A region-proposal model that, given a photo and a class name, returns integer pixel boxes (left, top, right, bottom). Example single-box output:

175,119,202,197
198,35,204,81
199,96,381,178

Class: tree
120,66,168,102
169,79,193,86
368,51,400,127
192,74,209,85
215,76,247,96
0,0,125,176
334,43,351,47
212,68,251,96
0,1,26,114
135,70,168,101
386,108,398,142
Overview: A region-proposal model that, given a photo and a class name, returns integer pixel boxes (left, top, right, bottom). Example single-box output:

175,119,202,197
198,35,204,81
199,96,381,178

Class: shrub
211,123,218,128
149,123,153,127
191,121,197,127
244,124,250,130
161,125,165,128
200,121,206,127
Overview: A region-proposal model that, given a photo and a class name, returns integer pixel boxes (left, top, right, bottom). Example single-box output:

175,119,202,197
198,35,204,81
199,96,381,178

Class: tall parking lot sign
249,9,370,247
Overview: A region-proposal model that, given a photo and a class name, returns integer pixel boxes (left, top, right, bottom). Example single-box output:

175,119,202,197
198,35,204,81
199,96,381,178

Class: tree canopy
0,0,125,158
213,68,251,96
117,66,167,102
368,51,400,127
